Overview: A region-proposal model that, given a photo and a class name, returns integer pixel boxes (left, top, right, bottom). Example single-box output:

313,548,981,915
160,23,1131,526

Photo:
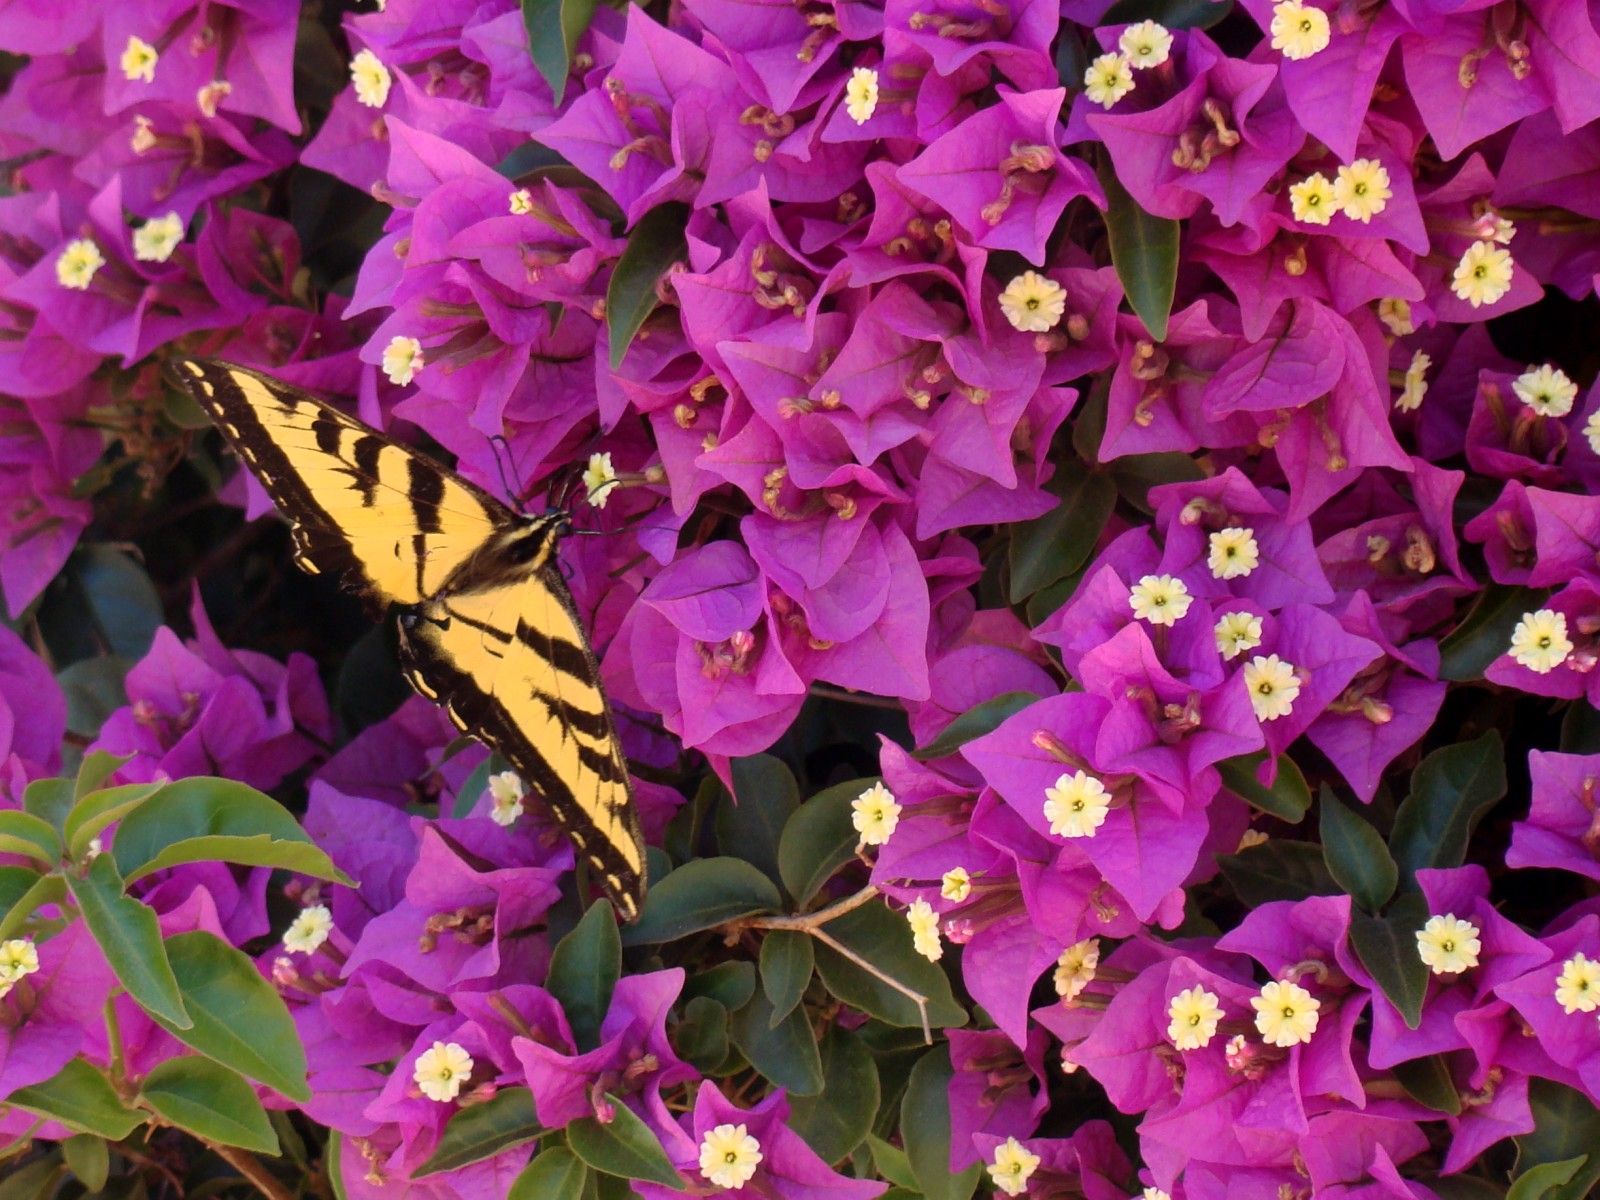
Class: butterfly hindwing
171,357,646,919
170,358,506,607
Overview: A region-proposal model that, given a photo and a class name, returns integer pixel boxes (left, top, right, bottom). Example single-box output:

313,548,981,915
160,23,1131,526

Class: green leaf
788,1026,879,1164
1218,840,1339,907
511,1146,590,1200
1109,451,1206,514
1217,753,1312,823
152,931,310,1101
62,1134,109,1191
621,857,782,946
66,853,190,1029
327,1130,350,1200
1391,1054,1462,1115
868,1135,920,1190
547,900,622,1054
56,656,131,742
672,996,731,1073
1439,585,1543,681
1561,700,1600,754
0,874,65,942
109,776,352,886
138,1057,279,1155
7,1058,143,1140
1349,891,1431,1029
64,781,165,859
1319,788,1398,912
1098,158,1178,341
606,203,688,369
0,1153,61,1200
1100,0,1234,28
1515,1080,1600,1200
717,755,801,890
1508,1158,1586,1200
22,777,73,832
682,960,756,1011
0,867,38,919
729,987,824,1096
811,902,968,1030
915,693,1038,762
1390,732,1506,877
68,546,164,659
901,1048,981,1200
414,1088,545,1176
521,0,599,105
568,1094,685,1188
73,751,132,802
759,929,814,1027
0,810,61,867
778,778,877,908
1007,471,1116,602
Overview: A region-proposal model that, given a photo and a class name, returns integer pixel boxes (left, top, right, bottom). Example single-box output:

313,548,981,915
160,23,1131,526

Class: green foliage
811,903,968,1031
547,900,623,1053
568,1095,686,1188
1007,470,1116,602
1097,158,1179,341
778,778,875,907
718,755,801,890
61,1135,110,1191
1218,840,1339,906
1439,586,1543,680
621,857,783,945
729,986,825,1095
914,694,1037,761
7,1059,143,1140
1515,1081,1600,1200
607,204,689,368
521,0,600,104
137,1057,279,1155
900,1048,982,1200
788,1026,880,1164
66,854,191,1029
759,929,814,1026
1391,1055,1462,1116
414,1089,545,1176
1100,0,1234,27
1319,788,1398,912
1390,732,1507,877
511,1147,591,1200
1349,891,1431,1029
1218,752,1313,823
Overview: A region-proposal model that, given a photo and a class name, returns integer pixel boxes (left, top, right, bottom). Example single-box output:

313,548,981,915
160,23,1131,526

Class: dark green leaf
1053,23,1088,92
0,1153,61,1200
672,996,730,1073
138,1057,278,1154
1515,1080,1600,1200
867,1135,920,1190
62,1134,109,1191
730,986,824,1095
1508,1158,1586,1200
789,1026,879,1163
73,751,132,802
153,931,310,1101
811,902,967,1030
1391,1054,1462,1115
1098,159,1178,341
334,621,409,736
1561,701,1600,754
415,1088,544,1176
1217,753,1312,823
22,777,73,832
0,810,61,866
7,1058,143,1140
778,778,876,908
65,781,164,859
66,854,190,1029
56,656,131,741
718,755,801,890
682,961,756,1011
0,867,38,920
0,875,65,942
1109,451,1206,514
759,929,814,1027
1007,471,1116,602
568,1094,685,1188
1319,788,1398,912
547,900,622,1054
521,0,599,105
1390,732,1506,877
915,693,1038,761
1101,0,1234,28
511,1146,590,1200
606,204,688,369
110,776,352,886
901,1048,981,1200
622,857,782,946
1349,891,1431,1029
69,547,164,659
1218,840,1339,907
1440,586,1544,681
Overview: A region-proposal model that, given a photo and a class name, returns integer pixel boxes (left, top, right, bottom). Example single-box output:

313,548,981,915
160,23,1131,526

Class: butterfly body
170,358,645,920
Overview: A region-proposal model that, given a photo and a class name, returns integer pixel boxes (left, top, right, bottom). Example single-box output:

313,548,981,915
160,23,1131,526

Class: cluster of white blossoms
1416,913,1482,976
1044,769,1112,838
1082,19,1171,109
1243,654,1302,721
282,904,334,955
1129,574,1193,627
1167,984,1226,1050
998,271,1068,333
851,781,902,846
1288,159,1392,226
488,770,526,827
413,1041,474,1103
1054,937,1101,1002
1508,609,1573,674
988,1136,1042,1197
699,1123,762,1190
0,939,40,998
381,335,425,386
1251,978,1321,1047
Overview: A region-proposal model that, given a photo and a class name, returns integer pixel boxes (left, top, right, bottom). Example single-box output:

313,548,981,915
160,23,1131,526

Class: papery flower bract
941,867,972,903
1128,574,1192,627
350,48,392,108
133,212,184,263
413,1041,473,1102
488,770,526,826
1508,609,1573,674
1270,1,1331,59
907,899,942,962
1243,654,1301,721
998,271,1066,333
1397,350,1430,412
699,1123,762,1189
380,335,423,385
1452,242,1515,308
1084,53,1135,108
283,905,333,955
1555,952,1600,1014
1512,364,1578,417
1167,985,1225,1050
55,239,104,290
1415,913,1481,975
846,67,879,124
852,782,901,846
1119,21,1173,69
1333,159,1391,223
1251,978,1320,1046
1054,938,1100,1001
583,452,618,509
1289,174,1336,225
1215,611,1264,660
987,1137,1040,1198
1043,770,1111,839
1208,528,1260,580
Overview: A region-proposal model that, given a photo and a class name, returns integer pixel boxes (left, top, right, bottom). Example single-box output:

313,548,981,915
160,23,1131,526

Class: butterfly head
474,512,567,579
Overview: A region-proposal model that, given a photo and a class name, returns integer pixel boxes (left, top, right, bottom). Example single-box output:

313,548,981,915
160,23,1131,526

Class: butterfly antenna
487,434,525,507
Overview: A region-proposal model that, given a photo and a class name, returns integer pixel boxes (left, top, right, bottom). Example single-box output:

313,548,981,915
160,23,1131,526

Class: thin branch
806,684,904,711
732,885,880,932
210,1145,294,1200
808,926,932,1045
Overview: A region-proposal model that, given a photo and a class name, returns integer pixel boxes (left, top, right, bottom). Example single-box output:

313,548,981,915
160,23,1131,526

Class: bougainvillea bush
6,0,1600,1196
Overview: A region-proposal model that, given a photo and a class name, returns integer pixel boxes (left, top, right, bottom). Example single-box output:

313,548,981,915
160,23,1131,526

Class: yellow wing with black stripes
169,357,646,920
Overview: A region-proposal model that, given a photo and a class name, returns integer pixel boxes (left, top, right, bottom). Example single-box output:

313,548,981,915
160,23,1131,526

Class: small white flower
381,335,424,385
1167,985,1225,1050
1396,350,1430,412
940,867,972,903
55,239,105,290
1215,611,1264,660
351,48,393,108
487,770,525,827
1084,52,1135,108
413,1041,474,1103
1508,609,1573,675
851,782,901,847
987,1137,1041,1198
0,939,40,986
845,67,879,124
1512,363,1578,418
583,451,619,509
1144,1190,1173,1200
1243,654,1301,722
508,188,534,215
1119,20,1173,69
1054,938,1100,1002
906,899,942,962
1044,770,1111,839
133,212,185,263
998,271,1067,334
282,904,333,955
1208,527,1260,580
1270,0,1332,60
1416,913,1481,976
1584,409,1600,457
1333,158,1391,223
120,35,159,83
1129,574,1193,627
1289,173,1336,225
1556,953,1600,1014
698,1123,762,1190
1452,241,1515,308
1251,979,1320,1047
1378,298,1415,337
